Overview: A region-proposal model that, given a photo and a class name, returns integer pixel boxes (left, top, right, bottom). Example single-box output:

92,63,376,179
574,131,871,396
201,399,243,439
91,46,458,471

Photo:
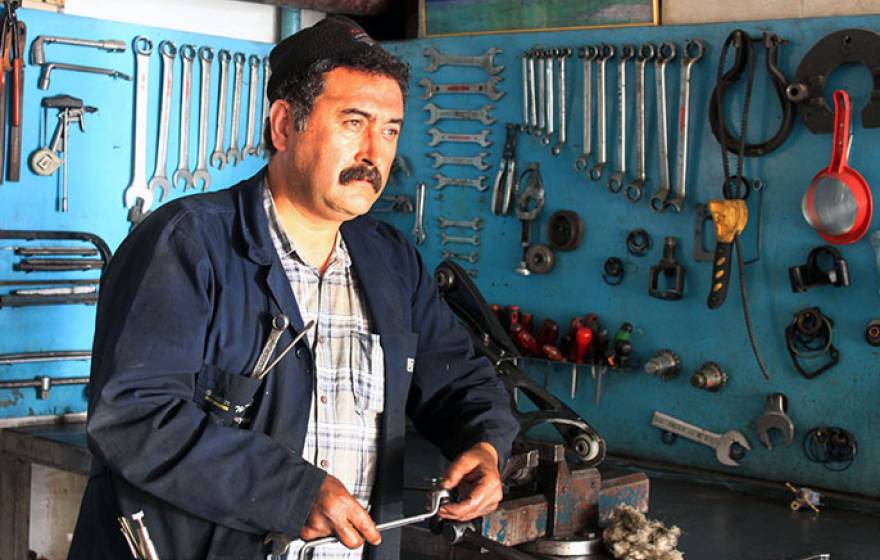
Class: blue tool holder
0,9,877,498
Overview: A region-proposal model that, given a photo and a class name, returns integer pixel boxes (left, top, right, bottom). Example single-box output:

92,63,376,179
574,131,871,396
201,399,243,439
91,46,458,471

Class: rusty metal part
691,361,728,392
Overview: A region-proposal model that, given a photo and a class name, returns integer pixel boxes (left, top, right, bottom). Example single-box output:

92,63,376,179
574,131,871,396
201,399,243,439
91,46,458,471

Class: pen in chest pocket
251,314,316,380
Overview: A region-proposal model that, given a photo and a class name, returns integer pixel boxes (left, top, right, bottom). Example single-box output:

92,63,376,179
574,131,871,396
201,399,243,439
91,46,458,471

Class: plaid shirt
264,185,384,560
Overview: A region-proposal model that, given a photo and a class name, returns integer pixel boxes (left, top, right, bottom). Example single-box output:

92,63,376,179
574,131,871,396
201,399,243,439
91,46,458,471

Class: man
68,15,519,560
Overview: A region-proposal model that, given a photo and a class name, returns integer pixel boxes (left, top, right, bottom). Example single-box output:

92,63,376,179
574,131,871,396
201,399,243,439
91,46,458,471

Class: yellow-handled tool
706,199,748,309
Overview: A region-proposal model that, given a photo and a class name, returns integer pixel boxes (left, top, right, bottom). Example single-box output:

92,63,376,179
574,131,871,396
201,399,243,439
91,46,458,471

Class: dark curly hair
263,49,410,154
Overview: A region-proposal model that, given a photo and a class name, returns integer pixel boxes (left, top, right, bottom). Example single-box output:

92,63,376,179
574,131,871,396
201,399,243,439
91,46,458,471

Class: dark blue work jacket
68,170,518,560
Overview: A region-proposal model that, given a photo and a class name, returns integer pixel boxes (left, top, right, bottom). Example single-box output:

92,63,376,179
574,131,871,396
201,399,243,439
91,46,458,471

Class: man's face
275,67,404,222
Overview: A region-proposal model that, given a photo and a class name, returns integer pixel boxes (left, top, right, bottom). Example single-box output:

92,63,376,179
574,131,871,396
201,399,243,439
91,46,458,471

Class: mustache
339,164,382,193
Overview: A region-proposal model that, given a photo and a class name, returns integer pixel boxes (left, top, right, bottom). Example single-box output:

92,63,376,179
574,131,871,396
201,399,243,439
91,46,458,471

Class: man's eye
346,119,364,130
383,127,400,138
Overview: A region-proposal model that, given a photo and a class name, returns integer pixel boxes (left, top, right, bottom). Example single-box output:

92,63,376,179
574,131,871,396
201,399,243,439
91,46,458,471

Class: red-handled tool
569,326,593,399
802,89,873,244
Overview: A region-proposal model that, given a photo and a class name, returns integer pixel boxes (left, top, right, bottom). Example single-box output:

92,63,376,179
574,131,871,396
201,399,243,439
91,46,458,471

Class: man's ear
269,100,294,153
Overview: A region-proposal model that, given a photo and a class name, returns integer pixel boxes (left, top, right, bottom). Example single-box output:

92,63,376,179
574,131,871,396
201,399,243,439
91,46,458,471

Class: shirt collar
262,179,351,269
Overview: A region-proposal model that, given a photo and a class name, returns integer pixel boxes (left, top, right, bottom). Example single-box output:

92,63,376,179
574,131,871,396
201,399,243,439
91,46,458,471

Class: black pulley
525,244,555,274
546,210,584,252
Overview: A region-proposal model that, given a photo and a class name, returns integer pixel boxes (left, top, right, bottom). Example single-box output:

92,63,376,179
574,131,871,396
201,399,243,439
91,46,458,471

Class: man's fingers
350,505,382,546
334,522,364,549
439,476,502,520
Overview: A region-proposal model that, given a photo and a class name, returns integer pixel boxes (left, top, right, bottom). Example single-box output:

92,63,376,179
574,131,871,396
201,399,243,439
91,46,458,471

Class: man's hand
438,442,503,521
300,474,381,549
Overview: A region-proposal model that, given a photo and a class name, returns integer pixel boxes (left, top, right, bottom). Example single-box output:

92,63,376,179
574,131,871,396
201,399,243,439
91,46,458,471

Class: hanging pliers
491,123,519,216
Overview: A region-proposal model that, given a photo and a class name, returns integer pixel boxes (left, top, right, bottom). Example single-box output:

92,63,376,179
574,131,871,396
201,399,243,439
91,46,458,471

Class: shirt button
320,459,329,468
320,395,327,404
318,335,326,344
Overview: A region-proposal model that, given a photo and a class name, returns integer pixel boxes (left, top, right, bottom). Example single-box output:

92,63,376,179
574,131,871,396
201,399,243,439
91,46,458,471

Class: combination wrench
589,44,614,181
535,48,545,136
172,44,196,191
443,250,479,264
418,76,504,101
668,39,704,212
520,51,529,130
575,46,598,171
423,47,503,74
552,47,571,156
226,52,245,166
607,45,635,193
412,181,427,245
148,40,175,202
542,48,555,146
649,43,677,212
625,43,656,203
427,127,491,147
193,46,214,191
123,36,155,212
428,151,490,170
256,56,270,157
433,173,487,192
437,216,482,230
242,54,260,158
527,49,537,132
422,102,495,125
210,50,231,170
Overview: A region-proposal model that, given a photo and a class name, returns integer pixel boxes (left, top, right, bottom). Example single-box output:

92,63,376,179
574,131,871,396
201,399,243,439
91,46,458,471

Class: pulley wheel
547,210,584,251
525,244,556,274
434,264,456,293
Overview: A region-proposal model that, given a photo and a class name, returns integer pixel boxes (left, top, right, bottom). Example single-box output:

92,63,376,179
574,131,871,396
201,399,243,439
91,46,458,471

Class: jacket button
295,347,306,359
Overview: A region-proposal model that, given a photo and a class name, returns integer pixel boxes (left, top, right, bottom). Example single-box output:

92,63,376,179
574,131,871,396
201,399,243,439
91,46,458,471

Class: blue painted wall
1,8,878,499
0,9,272,415
380,16,880,497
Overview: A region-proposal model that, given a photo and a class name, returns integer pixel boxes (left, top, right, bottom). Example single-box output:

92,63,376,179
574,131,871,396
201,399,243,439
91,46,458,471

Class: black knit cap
267,15,381,102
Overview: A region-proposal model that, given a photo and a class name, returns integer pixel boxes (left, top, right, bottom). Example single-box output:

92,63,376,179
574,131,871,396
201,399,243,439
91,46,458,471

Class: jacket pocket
194,364,263,427
349,331,385,415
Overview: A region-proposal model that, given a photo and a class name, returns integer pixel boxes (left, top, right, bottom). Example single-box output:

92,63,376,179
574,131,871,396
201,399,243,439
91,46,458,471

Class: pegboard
0,9,271,416
380,15,880,498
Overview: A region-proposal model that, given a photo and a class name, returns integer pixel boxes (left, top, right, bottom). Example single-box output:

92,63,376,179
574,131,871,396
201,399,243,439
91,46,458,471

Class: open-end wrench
442,250,479,264
412,181,427,245
123,36,155,212
256,56,270,158
589,44,614,181
172,44,196,191
428,151,490,170
649,43,677,212
535,48,546,136
427,127,491,148
527,49,537,132
542,48,555,146
437,216,482,230
754,393,795,450
433,173,487,192
423,102,495,125
652,410,751,467
668,39,704,213
575,46,599,171
552,47,571,156
441,233,481,246
148,40,175,202
210,50,231,170
418,76,504,101
242,54,260,158
625,43,655,203
193,47,214,192
226,52,245,166
423,47,503,74
608,45,635,193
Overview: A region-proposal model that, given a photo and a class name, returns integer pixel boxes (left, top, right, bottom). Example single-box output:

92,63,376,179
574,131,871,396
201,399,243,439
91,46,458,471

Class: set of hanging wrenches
123,35,269,221
419,47,507,267
521,40,704,211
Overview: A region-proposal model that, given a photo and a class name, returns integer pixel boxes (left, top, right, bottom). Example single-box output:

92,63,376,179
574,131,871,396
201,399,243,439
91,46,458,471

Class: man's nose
356,127,384,167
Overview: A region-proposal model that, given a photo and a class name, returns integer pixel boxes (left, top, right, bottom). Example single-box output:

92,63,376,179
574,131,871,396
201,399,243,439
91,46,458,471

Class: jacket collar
237,167,276,266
